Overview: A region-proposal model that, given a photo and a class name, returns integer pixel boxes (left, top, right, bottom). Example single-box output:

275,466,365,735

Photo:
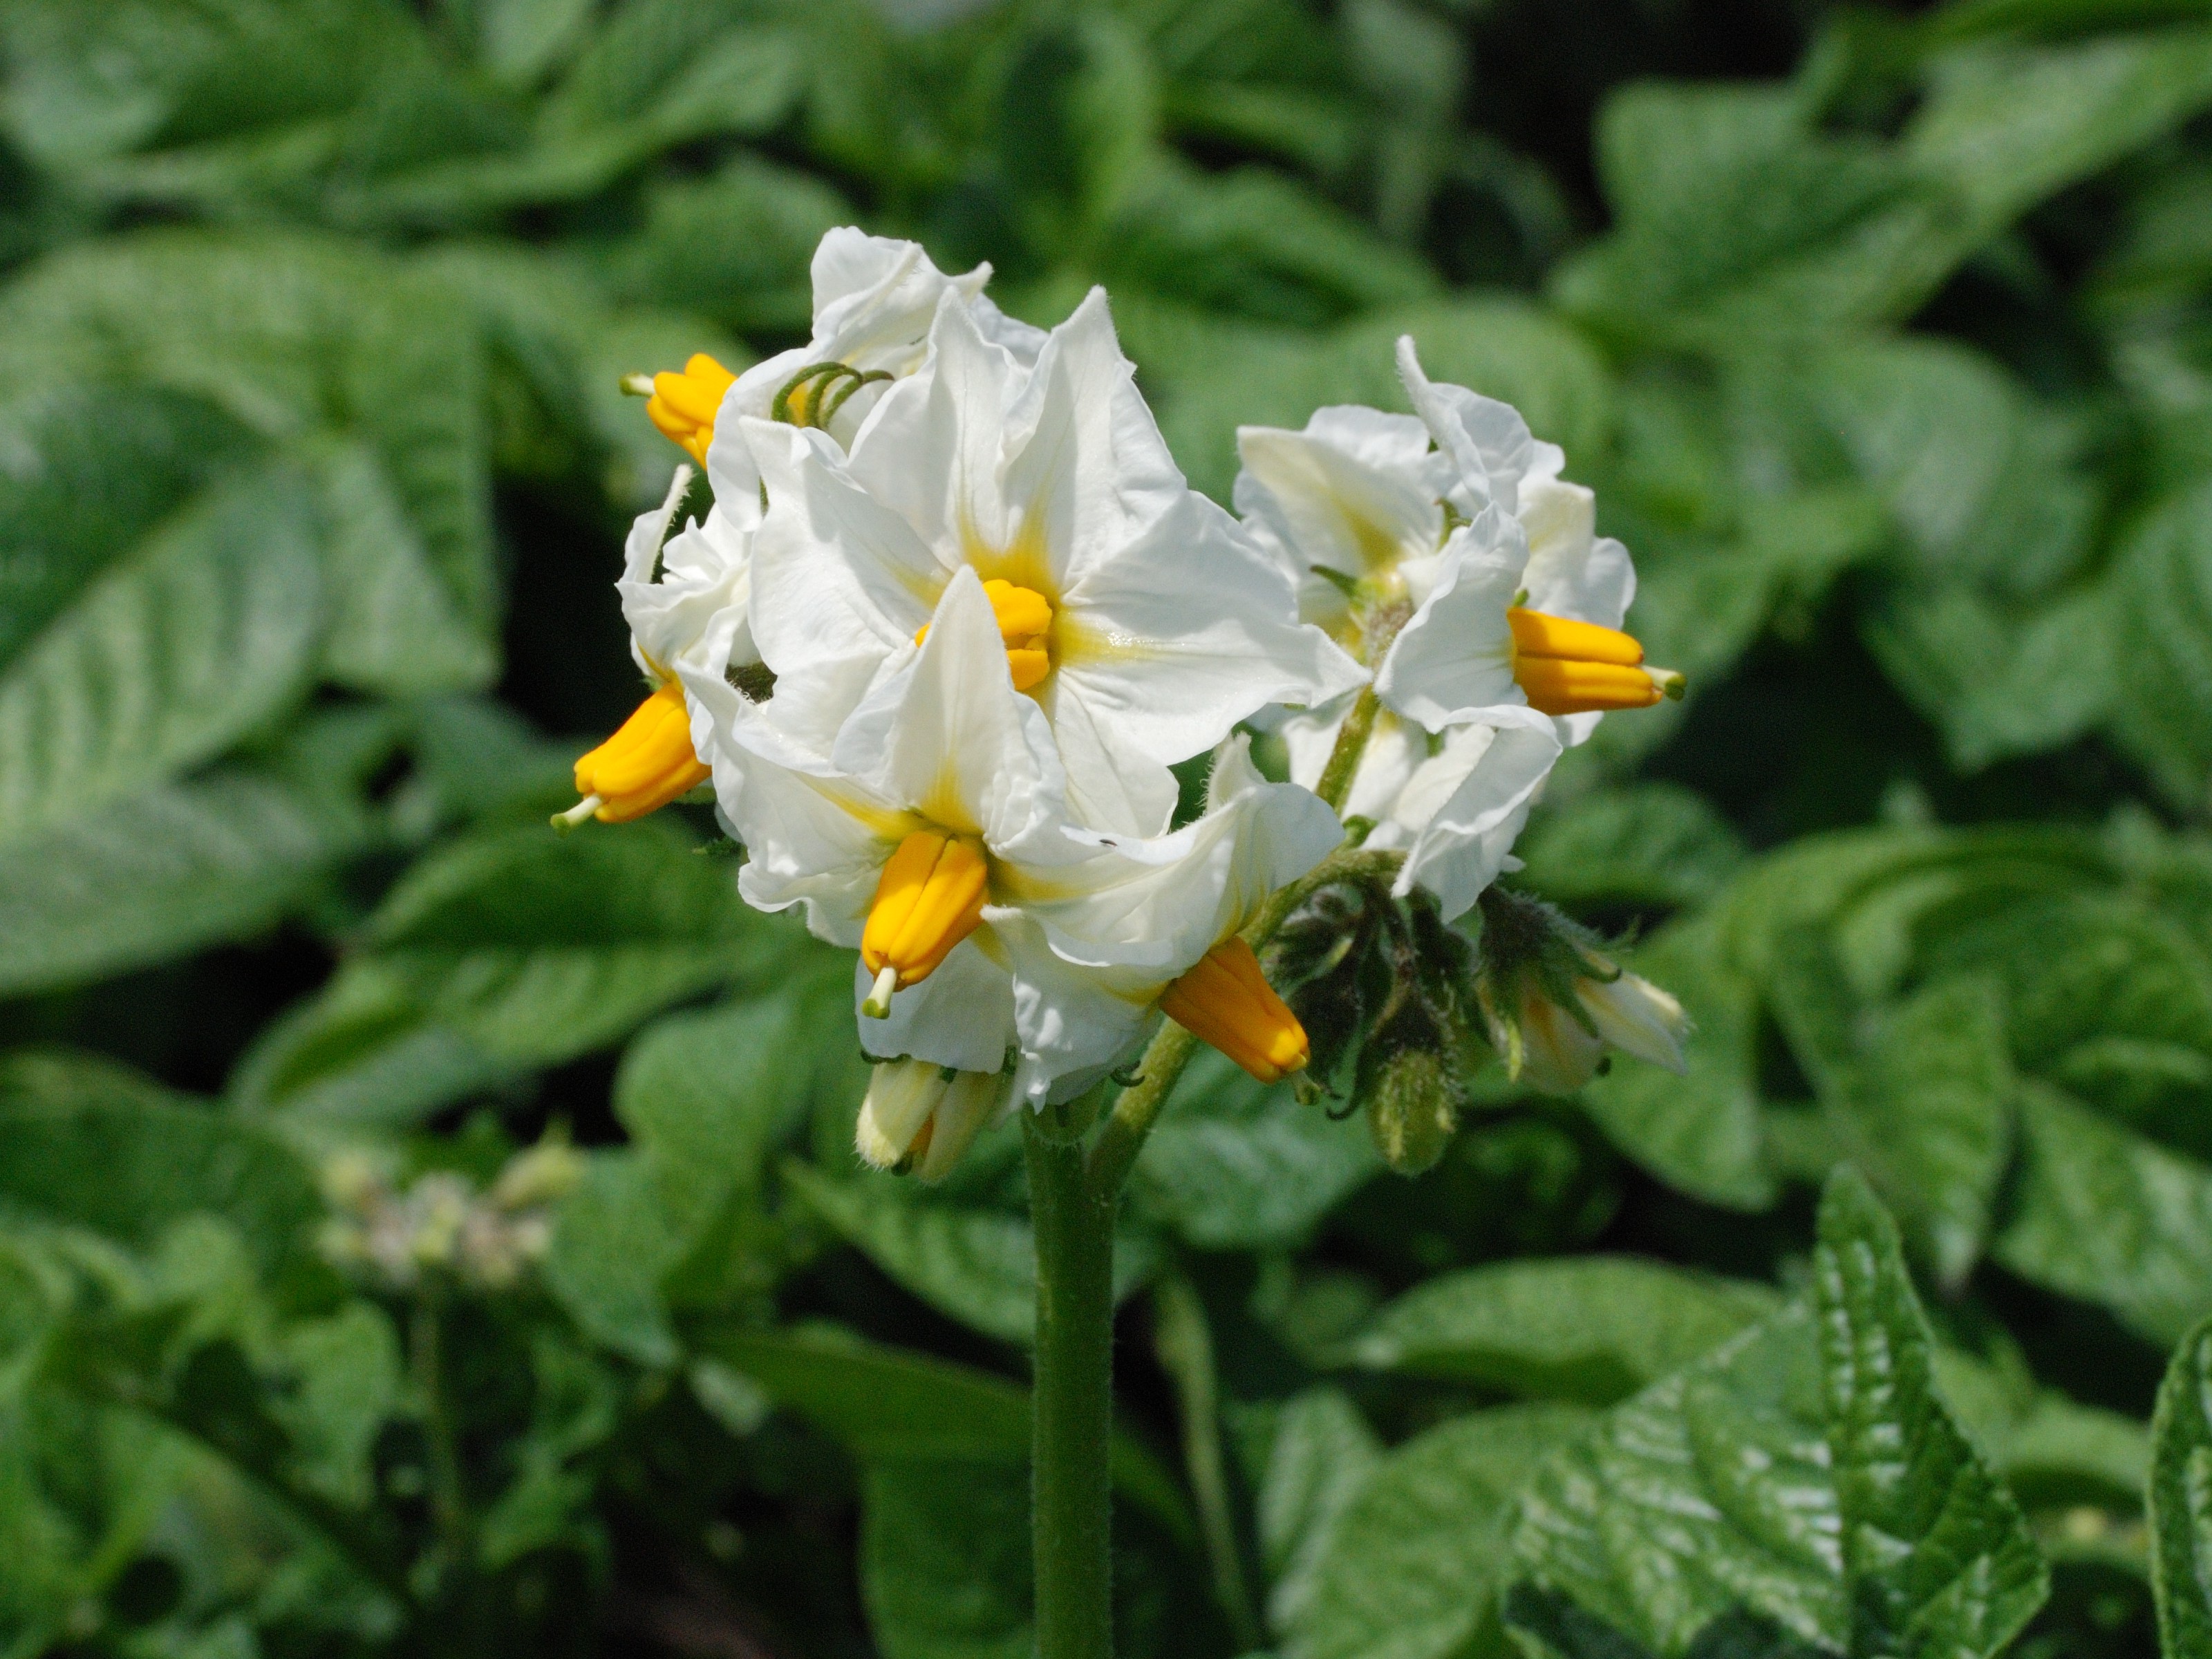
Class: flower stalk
1026,1103,1119,1659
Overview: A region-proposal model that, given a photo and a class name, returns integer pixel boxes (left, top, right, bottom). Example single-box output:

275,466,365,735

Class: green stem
1027,1106,1119,1659
1152,1274,1262,1651
1085,1022,1197,1199
1312,685,1379,814
413,1288,469,1580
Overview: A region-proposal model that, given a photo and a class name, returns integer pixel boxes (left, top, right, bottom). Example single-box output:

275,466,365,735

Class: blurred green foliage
3,0,2212,1654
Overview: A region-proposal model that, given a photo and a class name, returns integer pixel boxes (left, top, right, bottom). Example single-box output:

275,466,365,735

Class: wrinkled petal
856,937,1018,1073
832,566,1067,854
1391,709,1562,921
1280,694,1425,828
1396,337,1535,517
1372,514,1527,730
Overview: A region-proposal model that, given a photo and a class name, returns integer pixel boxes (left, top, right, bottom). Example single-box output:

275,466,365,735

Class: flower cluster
570,228,1685,1179
318,1143,583,1292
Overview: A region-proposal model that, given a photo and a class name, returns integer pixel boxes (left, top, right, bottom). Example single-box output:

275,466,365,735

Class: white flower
1280,700,1562,923
1485,953,1689,1096
739,288,1365,836
692,229,1048,503
718,570,1338,1103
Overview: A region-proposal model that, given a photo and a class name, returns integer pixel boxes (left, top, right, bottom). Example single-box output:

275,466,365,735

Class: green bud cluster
1470,885,1618,1082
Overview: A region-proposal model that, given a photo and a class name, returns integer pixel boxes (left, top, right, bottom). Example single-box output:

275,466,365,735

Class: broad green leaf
0,231,500,693
1813,1170,2047,1656
477,0,594,87
1512,1174,2045,1656
0,462,319,849
1345,1257,1779,1403
1994,1082,2212,1345
1288,1404,1594,1659
1770,935,2013,1286
785,1163,1162,1344
862,1459,1033,1659
2108,480,2212,810
271,1302,401,1508
356,821,787,1066
0,774,355,997
2149,1315,2212,1657
614,993,827,1307
1905,29,2212,233
0,1052,334,1314
785,1163,1039,1345
1513,784,1747,911
541,1149,683,1365
1576,908,1775,1212
613,154,851,332
1128,1047,1381,1251
695,1323,1193,1537
1256,1388,1381,1637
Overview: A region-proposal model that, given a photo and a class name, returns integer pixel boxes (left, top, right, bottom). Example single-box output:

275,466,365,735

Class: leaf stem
1152,1273,1262,1651
1026,1105,1119,1659
413,1287,469,1582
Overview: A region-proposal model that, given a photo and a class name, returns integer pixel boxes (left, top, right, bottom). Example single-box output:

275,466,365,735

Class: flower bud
489,1141,585,1211
1362,1045,1459,1174
1473,887,1688,1095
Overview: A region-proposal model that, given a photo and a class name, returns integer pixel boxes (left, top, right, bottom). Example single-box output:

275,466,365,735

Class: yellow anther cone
1508,606,1683,716
645,353,737,465
1159,937,1310,1083
915,579,1056,692
860,831,991,1012
562,682,711,827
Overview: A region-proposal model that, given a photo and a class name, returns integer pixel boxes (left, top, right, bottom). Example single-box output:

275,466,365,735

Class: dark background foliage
2,0,2211,1655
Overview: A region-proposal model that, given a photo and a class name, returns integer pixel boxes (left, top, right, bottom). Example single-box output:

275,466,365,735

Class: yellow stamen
861,831,991,1002
1158,937,1310,1084
643,353,738,467
915,578,1056,692
562,682,711,827
1508,606,1683,716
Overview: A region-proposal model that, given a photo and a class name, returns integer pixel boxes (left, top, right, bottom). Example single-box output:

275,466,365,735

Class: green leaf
785,1163,1162,1344
1770,935,2014,1286
0,460,320,849
1812,1169,2048,1656
612,154,851,332
1576,908,1776,1212
0,231,500,693
0,1053,334,1314
270,1302,401,1508
1345,1257,1779,1403
1127,1047,1382,1251
2149,1315,2212,1657
1513,784,1747,911
356,820,787,1065
2108,479,2212,810
1255,1388,1381,1637
1512,1174,2045,1656
1994,1082,2212,1346
0,773,357,997
693,1324,1193,1539
541,1149,684,1365
1905,29,2212,234
862,1459,1033,1659
1288,1404,1595,1659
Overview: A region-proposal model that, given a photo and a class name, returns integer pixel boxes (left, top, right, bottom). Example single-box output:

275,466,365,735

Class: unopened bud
1363,1045,1458,1174
489,1141,585,1211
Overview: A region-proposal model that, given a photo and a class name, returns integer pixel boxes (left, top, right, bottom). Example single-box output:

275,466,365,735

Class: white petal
833,566,1067,851
1580,971,1689,1075
621,506,753,682
1058,491,1367,762
917,1070,1007,1180
996,912,1157,1105
1034,677,1180,837
745,417,945,760
1517,993,1605,1096
1391,709,1562,922
722,749,907,947
1372,515,1527,731
1395,337,1536,516
1280,696,1425,827
856,938,1017,1073
856,1059,950,1167
1233,413,1441,582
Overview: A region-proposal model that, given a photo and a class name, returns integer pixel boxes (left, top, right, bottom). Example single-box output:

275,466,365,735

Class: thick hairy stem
1027,1107,1119,1659
1153,1273,1262,1650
